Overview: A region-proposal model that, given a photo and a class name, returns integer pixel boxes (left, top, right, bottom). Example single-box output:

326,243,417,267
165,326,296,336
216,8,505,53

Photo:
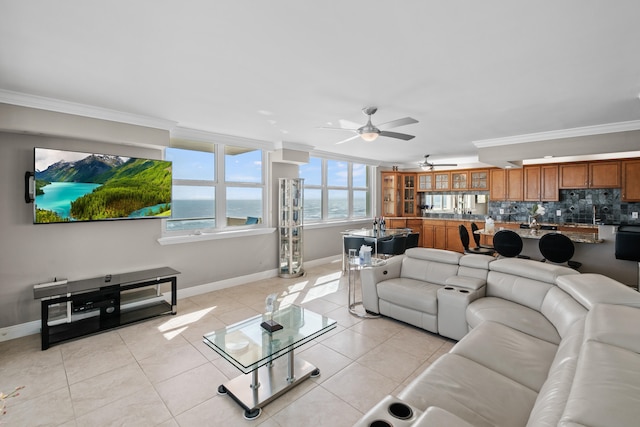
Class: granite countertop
476,227,603,244
389,217,600,229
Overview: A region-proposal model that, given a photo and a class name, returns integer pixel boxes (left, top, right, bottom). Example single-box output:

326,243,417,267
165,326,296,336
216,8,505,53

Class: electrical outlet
499,208,504,214
556,210,562,217
633,212,639,219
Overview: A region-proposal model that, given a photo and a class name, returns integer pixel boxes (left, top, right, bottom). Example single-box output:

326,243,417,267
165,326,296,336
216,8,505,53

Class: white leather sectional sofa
356,248,640,427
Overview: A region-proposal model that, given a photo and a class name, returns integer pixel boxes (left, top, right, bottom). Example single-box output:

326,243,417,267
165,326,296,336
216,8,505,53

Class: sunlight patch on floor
157,307,214,339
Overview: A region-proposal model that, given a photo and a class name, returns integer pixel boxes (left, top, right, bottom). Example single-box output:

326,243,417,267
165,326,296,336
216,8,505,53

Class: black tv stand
34,267,179,350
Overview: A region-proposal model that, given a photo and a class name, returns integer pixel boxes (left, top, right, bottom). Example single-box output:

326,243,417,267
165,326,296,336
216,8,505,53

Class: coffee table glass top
203,305,336,374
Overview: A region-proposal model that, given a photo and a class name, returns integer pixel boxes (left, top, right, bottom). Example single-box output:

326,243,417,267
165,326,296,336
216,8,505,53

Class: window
165,144,265,233
299,156,372,223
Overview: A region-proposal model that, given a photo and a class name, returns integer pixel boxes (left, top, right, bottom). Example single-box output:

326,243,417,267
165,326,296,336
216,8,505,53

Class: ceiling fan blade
379,131,415,141
378,117,418,130
432,163,458,167
335,134,361,145
317,126,358,132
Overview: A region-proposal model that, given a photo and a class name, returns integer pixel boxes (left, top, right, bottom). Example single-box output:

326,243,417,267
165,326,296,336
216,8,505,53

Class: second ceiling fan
418,155,458,171
321,106,418,145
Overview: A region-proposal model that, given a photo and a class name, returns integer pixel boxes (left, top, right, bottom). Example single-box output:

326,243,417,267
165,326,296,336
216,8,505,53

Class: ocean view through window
300,157,372,222
165,144,265,232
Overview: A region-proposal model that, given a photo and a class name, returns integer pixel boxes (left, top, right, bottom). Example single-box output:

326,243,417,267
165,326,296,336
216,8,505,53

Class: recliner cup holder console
388,402,413,419
444,286,470,293
353,395,421,427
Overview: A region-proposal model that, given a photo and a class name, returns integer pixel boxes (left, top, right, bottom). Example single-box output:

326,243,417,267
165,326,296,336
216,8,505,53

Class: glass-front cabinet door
451,171,468,190
403,174,416,216
381,172,400,216
470,170,489,190
418,173,433,191
434,172,450,190
279,178,304,278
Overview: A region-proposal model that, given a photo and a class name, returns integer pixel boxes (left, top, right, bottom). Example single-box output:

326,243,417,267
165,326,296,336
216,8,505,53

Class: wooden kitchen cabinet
524,165,558,201
470,169,489,190
622,159,640,201
402,173,417,216
559,161,620,189
451,171,469,190
381,172,401,216
490,168,523,201
434,172,450,191
417,173,433,191
589,161,620,188
559,163,588,188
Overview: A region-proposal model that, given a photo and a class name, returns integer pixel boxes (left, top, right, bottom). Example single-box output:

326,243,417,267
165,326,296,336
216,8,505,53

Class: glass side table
347,253,385,318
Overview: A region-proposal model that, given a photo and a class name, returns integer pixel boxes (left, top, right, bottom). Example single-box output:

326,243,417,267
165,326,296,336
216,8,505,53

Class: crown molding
472,120,640,148
171,126,275,150
0,89,177,130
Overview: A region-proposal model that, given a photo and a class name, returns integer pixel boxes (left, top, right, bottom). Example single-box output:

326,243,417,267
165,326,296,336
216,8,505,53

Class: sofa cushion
398,353,538,427
377,278,440,314
539,287,587,339
451,320,558,392
559,340,640,427
414,407,475,427
467,297,562,344
557,273,640,311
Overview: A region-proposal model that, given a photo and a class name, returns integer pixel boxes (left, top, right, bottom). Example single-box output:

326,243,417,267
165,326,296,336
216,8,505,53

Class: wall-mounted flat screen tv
34,147,172,224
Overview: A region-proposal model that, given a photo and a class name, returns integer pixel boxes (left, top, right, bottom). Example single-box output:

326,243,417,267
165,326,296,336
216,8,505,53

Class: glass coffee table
203,305,336,420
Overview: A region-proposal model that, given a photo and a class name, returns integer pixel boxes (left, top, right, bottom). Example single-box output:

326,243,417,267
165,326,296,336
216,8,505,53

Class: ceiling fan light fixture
360,132,379,142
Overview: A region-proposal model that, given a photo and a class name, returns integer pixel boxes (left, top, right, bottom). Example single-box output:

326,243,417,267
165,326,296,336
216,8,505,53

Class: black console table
34,267,179,350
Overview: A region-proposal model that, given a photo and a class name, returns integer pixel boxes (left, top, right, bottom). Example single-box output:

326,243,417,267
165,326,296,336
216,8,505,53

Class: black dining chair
492,229,528,258
471,222,494,251
406,232,420,249
539,233,581,270
377,235,407,258
459,225,495,256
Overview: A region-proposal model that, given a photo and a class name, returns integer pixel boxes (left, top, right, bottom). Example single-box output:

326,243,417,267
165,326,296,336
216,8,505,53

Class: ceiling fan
418,155,458,171
320,106,418,145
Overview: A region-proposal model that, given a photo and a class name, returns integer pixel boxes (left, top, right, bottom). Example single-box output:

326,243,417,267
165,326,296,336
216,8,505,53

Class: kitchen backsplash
488,188,640,225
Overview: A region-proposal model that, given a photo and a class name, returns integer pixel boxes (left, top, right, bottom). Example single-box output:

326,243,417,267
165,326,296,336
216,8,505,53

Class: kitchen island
383,217,637,288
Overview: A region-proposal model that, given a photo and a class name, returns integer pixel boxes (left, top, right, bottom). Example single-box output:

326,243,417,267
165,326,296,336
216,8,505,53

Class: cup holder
444,286,455,290
388,402,413,420
369,421,393,427
458,289,470,293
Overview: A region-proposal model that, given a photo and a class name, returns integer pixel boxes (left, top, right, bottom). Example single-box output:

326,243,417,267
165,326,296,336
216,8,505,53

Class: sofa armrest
445,275,486,291
361,255,403,313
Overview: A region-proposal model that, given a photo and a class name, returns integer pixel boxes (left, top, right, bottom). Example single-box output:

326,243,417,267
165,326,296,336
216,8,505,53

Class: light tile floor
0,260,453,427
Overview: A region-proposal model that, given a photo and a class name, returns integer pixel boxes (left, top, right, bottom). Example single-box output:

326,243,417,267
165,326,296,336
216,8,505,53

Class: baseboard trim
0,255,342,343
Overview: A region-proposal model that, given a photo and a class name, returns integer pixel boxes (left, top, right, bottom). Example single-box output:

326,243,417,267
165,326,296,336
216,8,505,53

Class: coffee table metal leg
218,356,318,420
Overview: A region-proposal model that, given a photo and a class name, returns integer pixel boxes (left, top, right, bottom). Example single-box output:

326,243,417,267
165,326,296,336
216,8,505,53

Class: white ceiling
1,1,640,169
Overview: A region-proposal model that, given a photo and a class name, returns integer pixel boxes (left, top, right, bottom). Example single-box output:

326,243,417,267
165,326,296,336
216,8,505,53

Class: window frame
161,133,270,240
300,156,374,225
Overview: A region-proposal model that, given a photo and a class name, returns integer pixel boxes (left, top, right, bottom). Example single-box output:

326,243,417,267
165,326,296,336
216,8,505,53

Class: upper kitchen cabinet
470,169,489,190
490,168,523,201
417,172,433,191
589,161,621,188
622,159,640,201
524,165,559,201
451,171,469,190
559,161,620,189
434,171,450,191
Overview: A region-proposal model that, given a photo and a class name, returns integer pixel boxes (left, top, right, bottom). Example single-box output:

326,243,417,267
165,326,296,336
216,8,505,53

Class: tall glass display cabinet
278,178,304,278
